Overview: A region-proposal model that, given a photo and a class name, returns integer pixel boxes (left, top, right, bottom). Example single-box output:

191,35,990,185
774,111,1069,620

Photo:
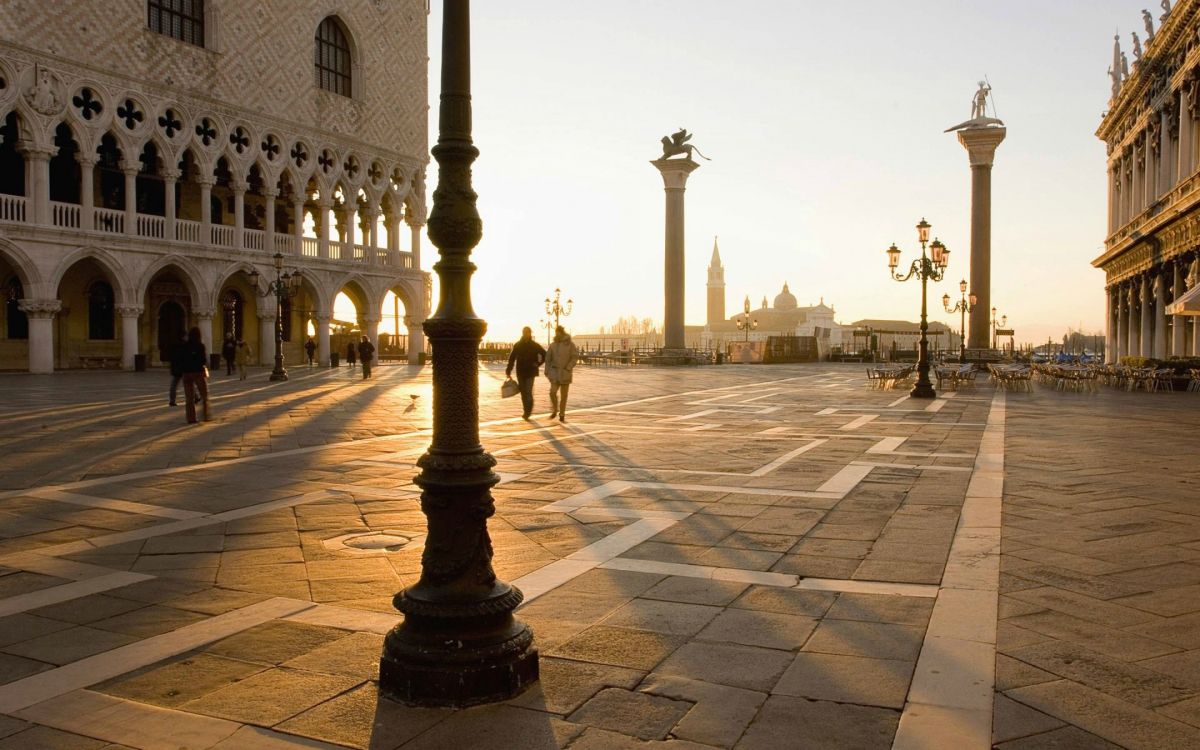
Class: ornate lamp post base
268,370,288,382
910,379,936,399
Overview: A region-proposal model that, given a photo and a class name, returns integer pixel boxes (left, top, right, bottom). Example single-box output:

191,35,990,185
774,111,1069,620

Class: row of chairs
1031,364,1100,392
988,365,1033,392
934,365,978,390
865,366,913,390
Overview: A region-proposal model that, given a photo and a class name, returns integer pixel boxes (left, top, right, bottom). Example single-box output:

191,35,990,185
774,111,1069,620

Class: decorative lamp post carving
544,287,573,330
379,0,538,707
248,252,302,382
735,295,758,342
886,218,949,398
942,279,976,364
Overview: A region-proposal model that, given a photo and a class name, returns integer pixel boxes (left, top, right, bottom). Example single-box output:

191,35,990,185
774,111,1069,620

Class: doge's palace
0,0,431,371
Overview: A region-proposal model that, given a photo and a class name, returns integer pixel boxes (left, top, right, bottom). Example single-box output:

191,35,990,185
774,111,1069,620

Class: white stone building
0,0,431,372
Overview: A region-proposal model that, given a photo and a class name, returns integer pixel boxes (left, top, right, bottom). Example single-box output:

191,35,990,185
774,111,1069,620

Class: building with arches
0,1,431,372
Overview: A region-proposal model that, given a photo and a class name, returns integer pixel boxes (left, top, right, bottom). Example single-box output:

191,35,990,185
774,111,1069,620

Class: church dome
773,282,798,310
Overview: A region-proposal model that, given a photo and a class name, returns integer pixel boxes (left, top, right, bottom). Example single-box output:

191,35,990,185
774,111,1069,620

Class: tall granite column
651,157,700,351
1116,285,1128,360
380,0,538,707
1105,286,1116,364
955,126,1006,350
1140,274,1153,358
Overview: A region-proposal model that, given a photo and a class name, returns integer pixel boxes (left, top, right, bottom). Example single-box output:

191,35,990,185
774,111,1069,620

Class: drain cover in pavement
323,530,426,554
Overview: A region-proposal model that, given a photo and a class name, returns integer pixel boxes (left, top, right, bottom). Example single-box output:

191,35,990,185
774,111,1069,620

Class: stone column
117,305,142,370
1179,90,1193,180
342,202,357,260
258,310,277,366
650,157,701,351
1171,261,1187,356
198,177,214,247
263,188,277,254
292,198,305,255
1140,274,1153,357
405,315,425,365
120,161,139,236
1116,285,1128,360
231,179,247,249
1128,284,1139,358
1105,286,1116,364
1153,272,1167,359
78,155,96,231
315,312,331,366
163,168,179,241
363,207,380,264
410,220,423,269
194,309,214,353
18,143,54,226
363,316,381,348
955,126,1007,350
316,198,332,259
19,299,60,373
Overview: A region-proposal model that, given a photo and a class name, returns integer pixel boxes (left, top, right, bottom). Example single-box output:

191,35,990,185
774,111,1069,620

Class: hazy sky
410,1,1141,345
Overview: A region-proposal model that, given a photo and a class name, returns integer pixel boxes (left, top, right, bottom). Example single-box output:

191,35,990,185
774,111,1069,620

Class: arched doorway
156,301,185,362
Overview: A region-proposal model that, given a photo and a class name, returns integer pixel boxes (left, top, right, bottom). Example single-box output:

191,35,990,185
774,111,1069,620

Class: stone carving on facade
1148,115,1162,156
1135,132,1147,169
1133,32,1144,62
1187,70,1200,117
22,63,63,117
17,299,63,318
659,128,710,161
1144,10,1156,41
1166,95,1180,138
1162,0,1172,23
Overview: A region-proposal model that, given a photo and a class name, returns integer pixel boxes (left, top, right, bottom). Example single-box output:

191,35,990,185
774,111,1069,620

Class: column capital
17,299,62,317
315,197,335,210
194,308,216,320
261,187,279,199
229,179,248,194
16,141,55,160
162,168,182,181
650,157,701,190
196,176,216,188
955,126,1007,168
313,312,332,322
118,160,142,176
76,153,98,168
361,315,382,325
115,305,143,318
257,310,277,321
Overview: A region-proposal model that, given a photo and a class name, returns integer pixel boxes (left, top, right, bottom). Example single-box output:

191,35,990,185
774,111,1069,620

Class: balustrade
136,214,164,239
301,237,319,257
210,224,234,247
176,219,200,243
94,207,124,234
50,201,80,228
0,195,25,222
273,234,296,254
244,228,265,251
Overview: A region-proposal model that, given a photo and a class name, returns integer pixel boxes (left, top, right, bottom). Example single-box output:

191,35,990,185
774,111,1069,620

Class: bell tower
706,236,725,326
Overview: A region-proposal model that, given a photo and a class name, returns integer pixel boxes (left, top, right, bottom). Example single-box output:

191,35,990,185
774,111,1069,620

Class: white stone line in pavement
850,461,973,473
0,597,314,714
796,577,938,598
540,479,843,514
0,572,153,618
682,423,723,432
815,463,874,495
31,489,208,520
283,601,401,634
816,407,838,416
0,552,135,581
840,414,879,430
748,439,827,476
866,436,975,460
657,409,722,423
888,395,911,407
18,689,349,750
892,390,1005,750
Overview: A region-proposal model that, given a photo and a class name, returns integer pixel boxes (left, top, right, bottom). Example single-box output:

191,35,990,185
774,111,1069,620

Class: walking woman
545,325,578,422
236,339,253,380
180,327,211,424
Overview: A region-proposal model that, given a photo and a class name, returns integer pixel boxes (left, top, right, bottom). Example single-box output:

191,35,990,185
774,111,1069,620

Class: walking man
304,337,316,366
221,334,236,376
506,326,545,420
180,327,211,424
545,325,578,422
358,335,375,380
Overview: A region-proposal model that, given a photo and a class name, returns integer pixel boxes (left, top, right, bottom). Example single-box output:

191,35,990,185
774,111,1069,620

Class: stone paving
0,363,1193,748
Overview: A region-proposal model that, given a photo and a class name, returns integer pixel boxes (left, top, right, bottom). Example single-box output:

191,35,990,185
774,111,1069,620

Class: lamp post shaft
380,0,538,707
912,254,935,398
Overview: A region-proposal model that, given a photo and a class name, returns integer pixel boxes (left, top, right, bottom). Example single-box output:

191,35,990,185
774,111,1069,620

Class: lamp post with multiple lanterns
886,218,949,398
735,295,758,342
942,279,976,364
545,288,573,330
991,307,1007,350
249,252,302,382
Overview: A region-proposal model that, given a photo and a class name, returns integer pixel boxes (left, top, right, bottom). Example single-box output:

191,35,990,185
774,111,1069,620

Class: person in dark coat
506,326,546,420
167,335,185,406
180,327,211,424
221,334,236,375
358,335,375,380
304,337,317,366
346,341,357,369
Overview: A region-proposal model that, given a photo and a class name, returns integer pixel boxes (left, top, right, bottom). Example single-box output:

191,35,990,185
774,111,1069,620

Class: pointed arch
49,245,134,303
136,253,206,306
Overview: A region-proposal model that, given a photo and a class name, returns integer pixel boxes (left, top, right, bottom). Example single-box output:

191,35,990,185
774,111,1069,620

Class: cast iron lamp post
735,295,758,342
379,0,538,707
545,287,573,329
886,218,949,399
991,307,1007,350
248,252,302,382
942,279,976,364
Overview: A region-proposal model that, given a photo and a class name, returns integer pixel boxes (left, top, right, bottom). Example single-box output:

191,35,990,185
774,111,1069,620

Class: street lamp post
545,288,573,329
735,295,758,342
886,218,949,399
379,0,538,707
991,307,1007,350
942,279,976,364
249,252,302,382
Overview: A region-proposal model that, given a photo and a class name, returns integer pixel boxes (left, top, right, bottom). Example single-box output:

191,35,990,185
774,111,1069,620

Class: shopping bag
500,378,520,398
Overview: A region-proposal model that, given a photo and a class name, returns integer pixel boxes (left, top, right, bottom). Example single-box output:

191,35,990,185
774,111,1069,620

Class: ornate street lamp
991,306,1007,350
248,252,302,382
942,279,976,364
379,0,538,707
886,217,949,398
545,287,573,329
735,295,758,342
537,317,554,346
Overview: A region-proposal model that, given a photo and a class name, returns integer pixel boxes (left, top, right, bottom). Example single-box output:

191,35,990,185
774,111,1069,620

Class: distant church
690,238,847,352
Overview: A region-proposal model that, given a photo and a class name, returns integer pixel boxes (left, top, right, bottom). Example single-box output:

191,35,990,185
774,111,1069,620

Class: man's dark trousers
518,375,534,418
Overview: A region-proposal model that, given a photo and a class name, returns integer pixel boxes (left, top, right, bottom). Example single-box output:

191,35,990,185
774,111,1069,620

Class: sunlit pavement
0,363,1196,748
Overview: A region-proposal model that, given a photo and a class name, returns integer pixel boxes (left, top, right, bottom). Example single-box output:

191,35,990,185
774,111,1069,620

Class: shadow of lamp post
942,279,976,365
886,218,949,399
248,252,302,382
379,0,539,707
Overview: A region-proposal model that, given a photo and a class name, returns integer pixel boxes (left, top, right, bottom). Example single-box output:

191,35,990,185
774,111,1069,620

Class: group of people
506,325,578,421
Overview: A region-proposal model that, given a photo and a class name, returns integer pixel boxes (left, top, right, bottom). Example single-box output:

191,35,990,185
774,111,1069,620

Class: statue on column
1143,10,1155,41
1122,52,1130,79
1162,0,1172,24
1132,32,1143,62
946,81,1005,131
660,128,711,161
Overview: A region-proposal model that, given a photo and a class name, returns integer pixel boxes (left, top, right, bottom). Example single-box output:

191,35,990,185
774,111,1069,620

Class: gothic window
87,281,115,340
148,0,205,47
315,17,352,97
4,277,27,340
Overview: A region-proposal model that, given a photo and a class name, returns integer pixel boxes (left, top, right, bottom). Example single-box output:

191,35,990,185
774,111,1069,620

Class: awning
1167,284,1200,316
